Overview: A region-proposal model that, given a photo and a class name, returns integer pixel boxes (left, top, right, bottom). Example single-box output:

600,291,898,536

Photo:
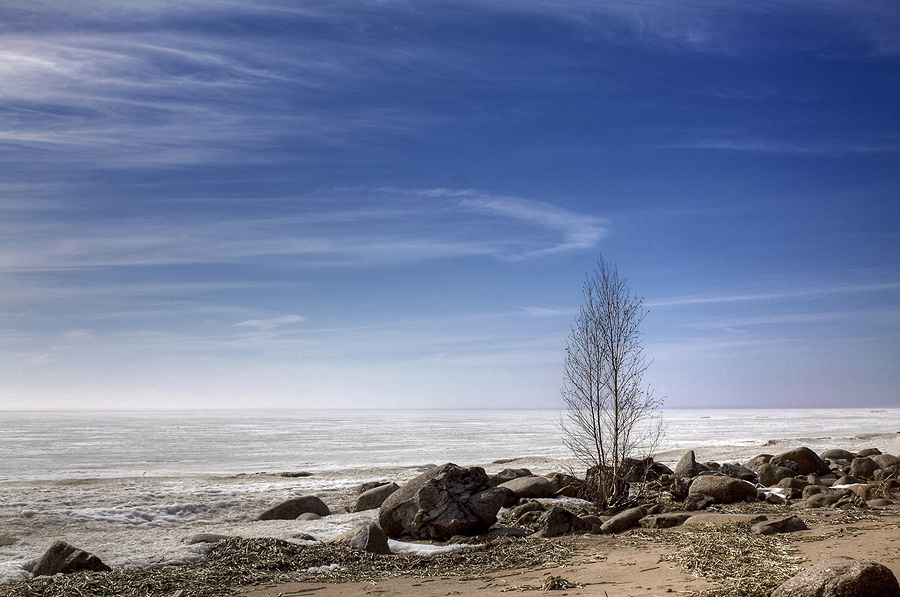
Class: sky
1,0,898,411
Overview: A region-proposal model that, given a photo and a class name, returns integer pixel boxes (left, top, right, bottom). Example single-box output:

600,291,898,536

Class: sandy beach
234,505,900,597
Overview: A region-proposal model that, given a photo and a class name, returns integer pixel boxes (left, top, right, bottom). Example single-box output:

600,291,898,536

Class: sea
1,408,899,584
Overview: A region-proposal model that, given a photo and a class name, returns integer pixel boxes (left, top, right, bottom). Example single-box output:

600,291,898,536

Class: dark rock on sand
378,463,501,540
600,506,645,534
535,506,591,537
640,512,692,529
775,447,830,476
872,454,900,468
856,447,882,457
751,515,808,535
32,540,112,577
498,476,556,499
257,496,330,520
350,482,399,512
771,557,900,597
719,463,757,482
342,523,393,555
688,475,758,504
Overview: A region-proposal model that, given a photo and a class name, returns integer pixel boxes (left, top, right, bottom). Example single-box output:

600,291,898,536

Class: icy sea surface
1,408,899,583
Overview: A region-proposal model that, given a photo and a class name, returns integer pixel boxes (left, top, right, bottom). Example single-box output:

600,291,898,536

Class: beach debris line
0,536,578,597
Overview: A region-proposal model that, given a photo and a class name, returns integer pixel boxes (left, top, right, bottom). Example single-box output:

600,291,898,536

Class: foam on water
1,408,899,584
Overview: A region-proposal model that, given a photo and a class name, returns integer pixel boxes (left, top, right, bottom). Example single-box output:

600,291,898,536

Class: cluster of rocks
658,445,900,510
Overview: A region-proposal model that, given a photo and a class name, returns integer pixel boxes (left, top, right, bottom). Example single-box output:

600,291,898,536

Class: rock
836,475,859,485
279,471,312,478
682,513,768,528
257,496,330,520
775,447,831,476
535,506,591,537
640,512,692,529
758,463,797,487
378,463,501,540
720,463,757,482
505,500,545,522
600,506,646,534
856,448,882,458
771,557,900,597
347,523,392,555
546,472,580,493
867,498,894,508
297,512,320,521
766,492,786,505
667,475,692,500
355,481,389,494
821,449,855,461
850,457,880,480
488,468,533,486
31,541,112,577
622,457,672,481
751,515,809,535
292,533,317,541
675,450,700,478
872,454,900,469
183,533,233,545
798,492,846,509
745,454,773,470
0,535,17,547
498,476,556,499
776,476,809,490
802,485,828,499
684,493,714,511
688,475,758,504
350,482,399,512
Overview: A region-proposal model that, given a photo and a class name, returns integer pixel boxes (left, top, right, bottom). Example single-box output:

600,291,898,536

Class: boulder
488,468,533,487
546,472,580,493
622,456,672,481
535,506,591,538
682,513,767,528
745,454,773,470
771,557,900,597
798,492,846,509
850,457,880,480
751,515,808,535
639,512,692,529
505,500,545,522
31,541,112,577
758,463,797,487
720,463,757,482
687,475,758,504
856,448,882,458
498,476,556,499
258,496,330,520
872,454,900,469
350,482,399,513
341,523,393,555
674,450,700,478
821,449,855,461
775,447,831,476
378,463,501,540
599,506,645,534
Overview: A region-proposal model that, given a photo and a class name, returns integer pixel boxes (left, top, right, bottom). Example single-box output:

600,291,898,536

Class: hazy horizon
2,1,898,411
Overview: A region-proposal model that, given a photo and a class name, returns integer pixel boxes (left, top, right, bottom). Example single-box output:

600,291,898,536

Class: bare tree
561,256,662,508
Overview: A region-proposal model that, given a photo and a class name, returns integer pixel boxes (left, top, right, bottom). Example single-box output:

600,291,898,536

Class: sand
237,506,900,597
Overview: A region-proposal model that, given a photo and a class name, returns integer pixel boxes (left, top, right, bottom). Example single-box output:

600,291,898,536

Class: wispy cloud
648,282,900,307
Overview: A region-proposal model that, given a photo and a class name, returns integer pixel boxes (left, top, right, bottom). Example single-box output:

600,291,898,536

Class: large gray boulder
378,463,502,540
771,557,900,597
497,476,556,499
776,447,831,476
687,475,758,504
31,541,111,577
850,457,880,480
758,462,797,487
350,483,399,513
674,450,700,478
257,496,330,520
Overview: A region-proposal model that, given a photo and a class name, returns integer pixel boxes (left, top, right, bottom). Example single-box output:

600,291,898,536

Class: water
1,408,899,584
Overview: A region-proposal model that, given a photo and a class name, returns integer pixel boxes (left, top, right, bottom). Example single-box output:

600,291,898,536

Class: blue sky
1,0,898,410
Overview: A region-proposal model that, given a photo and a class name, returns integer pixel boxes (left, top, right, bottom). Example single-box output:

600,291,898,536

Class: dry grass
630,523,804,597
0,536,576,597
